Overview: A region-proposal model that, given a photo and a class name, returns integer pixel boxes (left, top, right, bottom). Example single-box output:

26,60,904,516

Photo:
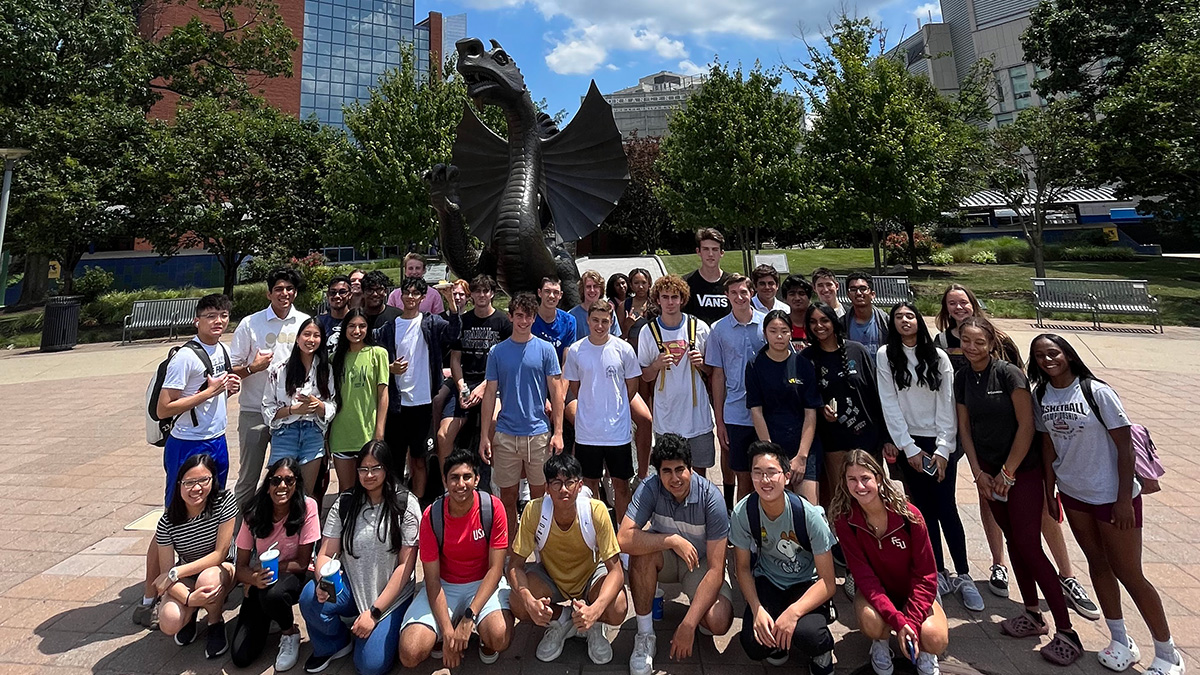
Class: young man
569,270,620,340
361,270,401,333
781,274,813,349
377,276,460,501
839,272,890,355
316,274,352,354
619,433,734,675
750,264,789,313
683,228,731,327
706,274,765,503
480,292,565,531
230,268,309,507
134,294,241,628
508,454,627,665
438,274,511,466
810,268,845,318
562,300,641,521
348,268,366,309
387,252,445,315
732,441,837,673
399,449,513,668
638,274,716,476
531,276,576,364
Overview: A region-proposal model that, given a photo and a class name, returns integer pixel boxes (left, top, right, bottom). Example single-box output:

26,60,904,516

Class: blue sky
416,0,944,121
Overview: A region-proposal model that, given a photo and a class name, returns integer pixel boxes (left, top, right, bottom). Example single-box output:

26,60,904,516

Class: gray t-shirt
1034,378,1136,505
729,494,835,589
627,474,730,562
323,489,422,616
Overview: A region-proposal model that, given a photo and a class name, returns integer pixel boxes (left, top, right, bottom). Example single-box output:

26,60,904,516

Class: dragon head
456,37,527,106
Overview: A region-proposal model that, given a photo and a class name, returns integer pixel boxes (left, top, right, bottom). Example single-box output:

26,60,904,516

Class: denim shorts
269,420,325,465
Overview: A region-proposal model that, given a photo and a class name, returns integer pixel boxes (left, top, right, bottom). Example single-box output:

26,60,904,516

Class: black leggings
900,436,969,575
740,575,834,662
230,572,305,667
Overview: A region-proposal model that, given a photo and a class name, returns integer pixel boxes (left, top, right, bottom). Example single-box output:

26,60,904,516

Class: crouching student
832,450,947,675
509,453,627,665
732,441,836,673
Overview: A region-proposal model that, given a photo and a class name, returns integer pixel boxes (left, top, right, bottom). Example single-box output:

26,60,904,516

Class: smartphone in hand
921,454,938,476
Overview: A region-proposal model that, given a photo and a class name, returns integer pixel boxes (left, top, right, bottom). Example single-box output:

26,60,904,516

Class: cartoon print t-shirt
1034,377,1136,505
730,494,835,588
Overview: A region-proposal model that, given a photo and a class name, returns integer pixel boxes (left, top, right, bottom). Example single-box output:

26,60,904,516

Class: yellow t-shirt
513,497,621,599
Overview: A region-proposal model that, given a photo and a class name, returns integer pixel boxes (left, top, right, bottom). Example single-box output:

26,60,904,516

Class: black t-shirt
683,269,730,327
366,306,402,334
953,358,1040,471
937,329,1023,374
744,349,824,458
800,340,886,455
453,310,513,384
316,313,344,354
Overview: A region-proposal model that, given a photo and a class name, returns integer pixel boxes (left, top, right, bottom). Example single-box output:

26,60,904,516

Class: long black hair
340,440,413,558
166,453,222,525
606,273,629,302
286,317,332,399
1026,333,1102,394
243,458,308,540
805,301,850,369
884,302,943,391
331,308,375,409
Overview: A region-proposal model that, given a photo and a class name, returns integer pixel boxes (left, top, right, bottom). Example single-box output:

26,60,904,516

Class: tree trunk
1032,207,1047,278
870,224,882,274
905,222,920,272
60,245,84,297
16,253,50,308
221,251,240,297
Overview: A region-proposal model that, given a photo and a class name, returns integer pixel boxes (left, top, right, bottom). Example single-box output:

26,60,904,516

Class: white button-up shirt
231,304,310,412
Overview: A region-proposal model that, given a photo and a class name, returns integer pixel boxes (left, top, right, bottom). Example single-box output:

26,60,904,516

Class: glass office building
301,0,416,127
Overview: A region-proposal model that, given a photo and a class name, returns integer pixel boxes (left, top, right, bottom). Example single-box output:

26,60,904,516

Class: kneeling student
509,453,627,665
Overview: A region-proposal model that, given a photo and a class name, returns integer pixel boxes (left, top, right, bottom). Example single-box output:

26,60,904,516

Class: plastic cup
259,549,280,585
652,585,664,621
320,559,345,600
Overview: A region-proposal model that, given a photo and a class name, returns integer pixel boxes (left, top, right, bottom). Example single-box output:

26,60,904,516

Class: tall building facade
601,71,704,138
415,11,467,79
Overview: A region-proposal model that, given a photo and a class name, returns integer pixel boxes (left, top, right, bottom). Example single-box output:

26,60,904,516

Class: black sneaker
989,564,1010,598
810,650,835,675
174,613,198,646
1060,576,1101,620
305,642,353,673
205,620,228,659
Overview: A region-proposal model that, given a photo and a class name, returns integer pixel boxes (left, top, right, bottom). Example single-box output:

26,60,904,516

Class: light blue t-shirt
704,310,766,427
849,316,881,355
730,493,835,588
532,309,576,362
485,337,562,436
568,305,621,341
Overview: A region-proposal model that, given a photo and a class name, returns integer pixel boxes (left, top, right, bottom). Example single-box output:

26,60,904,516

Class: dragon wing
451,102,509,243
541,81,630,242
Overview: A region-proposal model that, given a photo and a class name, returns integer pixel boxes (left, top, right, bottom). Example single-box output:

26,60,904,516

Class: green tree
656,62,808,274
603,134,673,254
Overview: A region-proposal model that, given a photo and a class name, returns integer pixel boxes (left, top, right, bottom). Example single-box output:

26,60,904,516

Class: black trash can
40,295,82,352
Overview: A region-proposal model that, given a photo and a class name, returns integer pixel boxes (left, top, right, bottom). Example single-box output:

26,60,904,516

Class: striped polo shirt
627,473,730,562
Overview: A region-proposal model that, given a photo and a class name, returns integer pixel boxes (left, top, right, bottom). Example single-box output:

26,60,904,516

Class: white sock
1154,638,1179,664
556,606,573,625
636,613,653,634
1106,618,1128,646
142,596,155,606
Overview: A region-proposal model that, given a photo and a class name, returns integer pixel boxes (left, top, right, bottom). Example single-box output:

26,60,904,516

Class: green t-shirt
729,494,835,589
328,345,390,456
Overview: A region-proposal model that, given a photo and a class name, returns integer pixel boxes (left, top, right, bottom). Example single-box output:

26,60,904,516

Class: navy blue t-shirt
744,349,824,458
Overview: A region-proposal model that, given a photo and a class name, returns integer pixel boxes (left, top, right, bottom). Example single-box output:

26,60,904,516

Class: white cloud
544,23,687,75
677,59,706,76
911,2,942,23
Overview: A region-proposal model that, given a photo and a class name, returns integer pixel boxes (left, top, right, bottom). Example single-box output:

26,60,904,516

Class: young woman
621,268,653,337
876,302,983,611
153,453,238,658
933,284,1022,370
329,308,389,492
957,318,1081,665
299,440,422,675
263,317,338,495
746,310,823,503
230,458,320,670
1029,334,1183,675
832,450,946,675
607,272,629,309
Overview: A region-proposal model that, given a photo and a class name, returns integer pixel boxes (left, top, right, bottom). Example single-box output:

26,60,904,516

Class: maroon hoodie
834,502,938,635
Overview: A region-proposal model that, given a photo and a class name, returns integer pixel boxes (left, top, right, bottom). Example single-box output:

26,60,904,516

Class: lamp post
0,148,31,309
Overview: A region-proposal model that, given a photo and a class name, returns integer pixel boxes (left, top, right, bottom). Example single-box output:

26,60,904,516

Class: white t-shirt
394,316,431,406
230,305,309,412
1035,378,1136,505
637,315,714,438
751,295,789,313
162,339,229,441
563,336,641,446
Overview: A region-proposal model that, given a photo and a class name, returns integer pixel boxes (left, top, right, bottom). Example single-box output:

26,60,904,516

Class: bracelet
999,468,1017,486
185,590,194,607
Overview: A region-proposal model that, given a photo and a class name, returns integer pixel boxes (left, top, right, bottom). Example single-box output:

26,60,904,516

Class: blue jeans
299,579,410,675
269,420,325,465
163,435,229,508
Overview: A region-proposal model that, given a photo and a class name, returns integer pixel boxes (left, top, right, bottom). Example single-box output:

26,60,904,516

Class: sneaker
174,613,198,646
479,645,499,665
630,632,656,675
431,641,443,659
955,574,986,612
535,620,574,662
586,623,613,665
1060,576,1101,621
810,650,834,675
937,572,952,598
304,642,353,673
1145,654,1185,675
765,651,789,667
276,632,301,671
205,620,228,659
132,602,159,630
917,652,941,675
844,573,858,601
870,640,895,675
989,564,1010,598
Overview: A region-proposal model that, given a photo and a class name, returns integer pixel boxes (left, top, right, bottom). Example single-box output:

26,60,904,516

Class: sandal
1041,632,1083,666
1000,612,1049,638
1098,637,1140,672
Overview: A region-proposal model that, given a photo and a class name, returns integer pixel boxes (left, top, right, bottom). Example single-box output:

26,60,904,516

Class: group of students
130,232,1184,675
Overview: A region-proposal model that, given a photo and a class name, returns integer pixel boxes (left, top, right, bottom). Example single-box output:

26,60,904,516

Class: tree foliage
602,134,673,253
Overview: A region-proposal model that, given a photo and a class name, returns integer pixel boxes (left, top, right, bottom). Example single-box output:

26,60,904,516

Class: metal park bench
122,297,201,344
1031,277,1162,332
836,275,914,308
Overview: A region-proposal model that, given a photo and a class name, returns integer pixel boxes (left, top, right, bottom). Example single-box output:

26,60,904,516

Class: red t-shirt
791,323,808,346
418,491,508,584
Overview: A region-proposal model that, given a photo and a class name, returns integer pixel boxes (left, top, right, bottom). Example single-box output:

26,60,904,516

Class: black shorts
726,423,757,473
384,404,433,460
574,443,635,481
448,380,486,420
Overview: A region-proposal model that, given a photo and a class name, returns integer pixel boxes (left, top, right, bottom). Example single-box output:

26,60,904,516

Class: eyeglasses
541,290,562,297
751,470,785,482
848,286,872,295
356,465,385,477
328,289,350,297
548,478,581,491
268,475,297,487
365,287,387,295
181,475,213,489
198,313,229,321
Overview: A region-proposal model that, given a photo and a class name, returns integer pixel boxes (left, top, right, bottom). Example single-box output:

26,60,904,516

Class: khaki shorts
659,549,734,602
492,431,550,489
525,561,608,602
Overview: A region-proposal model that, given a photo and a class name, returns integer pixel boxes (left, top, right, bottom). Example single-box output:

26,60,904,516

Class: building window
1009,66,1032,109
994,112,1014,127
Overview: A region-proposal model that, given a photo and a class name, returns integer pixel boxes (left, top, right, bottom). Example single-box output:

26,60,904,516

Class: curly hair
650,274,690,307
829,449,922,526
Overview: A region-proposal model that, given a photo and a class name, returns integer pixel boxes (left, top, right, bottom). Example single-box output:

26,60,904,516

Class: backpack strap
786,492,810,553
183,340,217,427
1078,377,1109,428
479,490,493,547
648,318,667,393
746,492,811,564
534,491,597,559
431,495,446,557
747,493,762,556
687,315,698,406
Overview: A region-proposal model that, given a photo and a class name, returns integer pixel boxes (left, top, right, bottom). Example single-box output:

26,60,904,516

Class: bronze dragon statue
425,37,629,307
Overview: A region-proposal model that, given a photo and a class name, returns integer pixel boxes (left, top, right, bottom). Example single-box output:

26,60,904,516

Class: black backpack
429,490,494,556
746,491,835,624
145,341,231,446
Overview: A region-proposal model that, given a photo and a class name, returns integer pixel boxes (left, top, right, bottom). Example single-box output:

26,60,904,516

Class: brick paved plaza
1,320,1198,675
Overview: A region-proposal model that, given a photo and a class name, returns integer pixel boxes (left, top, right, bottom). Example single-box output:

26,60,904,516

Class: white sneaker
629,632,656,675
870,640,894,675
1146,654,1185,675
917,652,941,675
1099,637,1141,672
586,623,613,665
479,645,499,665
536,620,574,662
276,632,301,671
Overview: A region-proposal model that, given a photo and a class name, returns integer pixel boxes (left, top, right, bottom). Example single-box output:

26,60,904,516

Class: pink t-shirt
418,492,507,584
386,287,444,314
235,496,321,564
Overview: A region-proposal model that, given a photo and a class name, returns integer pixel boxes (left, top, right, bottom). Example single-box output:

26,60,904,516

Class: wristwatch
369,605,383,621
167,567,179,583
461,607,477,623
